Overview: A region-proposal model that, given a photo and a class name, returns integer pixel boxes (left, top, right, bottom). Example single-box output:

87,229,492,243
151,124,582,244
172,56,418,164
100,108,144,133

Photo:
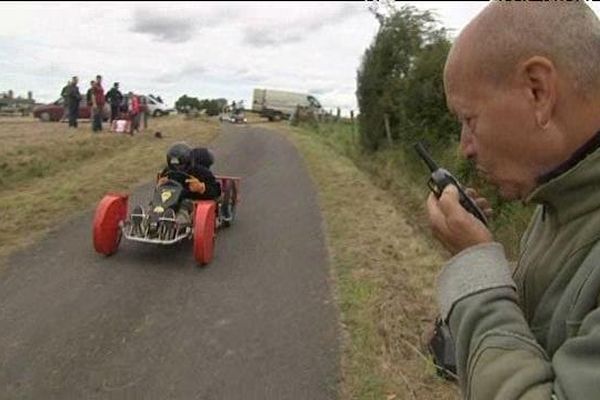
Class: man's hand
426,185,493,255
186,177,206,194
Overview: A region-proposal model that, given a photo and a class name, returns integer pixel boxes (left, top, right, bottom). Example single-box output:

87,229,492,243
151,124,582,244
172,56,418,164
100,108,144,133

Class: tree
356,4,455,151
175,96,228,116
198,98,227,116
175,95,201,113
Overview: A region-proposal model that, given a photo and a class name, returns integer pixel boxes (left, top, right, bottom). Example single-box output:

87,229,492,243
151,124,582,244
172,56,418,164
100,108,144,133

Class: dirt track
0,123,339,399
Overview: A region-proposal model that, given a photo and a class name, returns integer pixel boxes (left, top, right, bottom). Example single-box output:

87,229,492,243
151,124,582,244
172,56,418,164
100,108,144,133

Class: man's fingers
465,187,478,198
426,193,449,237
470,194,493,219
437,185,463,217
474,197,491,211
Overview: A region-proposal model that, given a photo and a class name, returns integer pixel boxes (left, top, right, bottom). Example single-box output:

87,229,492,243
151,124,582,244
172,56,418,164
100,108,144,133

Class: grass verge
0,116,219,262
270,122,460,400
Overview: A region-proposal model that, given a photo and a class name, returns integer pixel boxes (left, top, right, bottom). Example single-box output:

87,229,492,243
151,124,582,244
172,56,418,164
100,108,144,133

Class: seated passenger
189,146,222,200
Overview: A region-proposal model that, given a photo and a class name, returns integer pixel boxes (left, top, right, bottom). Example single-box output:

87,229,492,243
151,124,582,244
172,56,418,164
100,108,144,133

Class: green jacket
437,142,600,399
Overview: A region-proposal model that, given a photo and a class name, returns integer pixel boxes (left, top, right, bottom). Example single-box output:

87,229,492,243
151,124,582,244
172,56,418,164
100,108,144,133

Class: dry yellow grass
0,115,219,262
271,123,460,400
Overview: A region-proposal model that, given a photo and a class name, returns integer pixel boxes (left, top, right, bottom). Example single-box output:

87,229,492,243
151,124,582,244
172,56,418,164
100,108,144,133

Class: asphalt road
0,123,339,399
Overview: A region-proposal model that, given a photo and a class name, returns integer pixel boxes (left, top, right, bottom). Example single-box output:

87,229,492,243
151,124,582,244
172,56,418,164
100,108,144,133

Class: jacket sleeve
202,173,221,199
188,167,221,200
438,242,600,399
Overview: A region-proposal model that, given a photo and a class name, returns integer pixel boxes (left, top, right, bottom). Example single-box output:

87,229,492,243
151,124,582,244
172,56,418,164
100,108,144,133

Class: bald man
426,2,600,399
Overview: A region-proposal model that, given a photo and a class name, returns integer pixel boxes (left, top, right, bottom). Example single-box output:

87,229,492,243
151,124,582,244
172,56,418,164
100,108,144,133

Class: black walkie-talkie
414,141,488,226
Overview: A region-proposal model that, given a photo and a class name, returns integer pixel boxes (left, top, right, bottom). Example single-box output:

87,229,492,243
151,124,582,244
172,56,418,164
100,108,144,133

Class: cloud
243,27,303,48
129,6,240,44
226,67,268,83
242,4,366,48
305,4,364,31
155,64,270,86
130,9,196,43
180,65,207,75
308,87,332,96
156,64,206,83
307,80,340,95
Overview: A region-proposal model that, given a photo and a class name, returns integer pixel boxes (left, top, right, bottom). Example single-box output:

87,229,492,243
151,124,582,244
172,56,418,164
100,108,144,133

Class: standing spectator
120,92,129,114
86,80,95,130
67,76,81,128
128,91,141,135
91,75,105,132
60,79,71,122
105,82,123,123
86,80,94,108
141,96,149,130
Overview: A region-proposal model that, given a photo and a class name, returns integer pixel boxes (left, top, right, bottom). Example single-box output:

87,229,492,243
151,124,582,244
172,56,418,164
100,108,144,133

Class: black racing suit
159,165,221,201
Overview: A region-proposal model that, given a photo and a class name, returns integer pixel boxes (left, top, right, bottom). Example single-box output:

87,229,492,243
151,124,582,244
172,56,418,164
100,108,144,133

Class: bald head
447,2,600,99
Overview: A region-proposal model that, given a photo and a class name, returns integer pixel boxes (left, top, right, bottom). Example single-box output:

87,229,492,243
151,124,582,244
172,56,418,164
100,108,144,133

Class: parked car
33,98,110,122
141,94,174,117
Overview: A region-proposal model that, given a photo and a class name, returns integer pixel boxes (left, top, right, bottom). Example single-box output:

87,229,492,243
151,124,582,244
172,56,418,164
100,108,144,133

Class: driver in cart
157,142,222,200
155,142,222,225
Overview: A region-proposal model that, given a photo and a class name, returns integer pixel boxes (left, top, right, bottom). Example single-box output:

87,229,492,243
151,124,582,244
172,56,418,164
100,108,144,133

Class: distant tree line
175,95,227,116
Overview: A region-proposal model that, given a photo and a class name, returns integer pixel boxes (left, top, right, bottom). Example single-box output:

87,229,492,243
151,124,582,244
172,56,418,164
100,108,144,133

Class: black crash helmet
191,147,215,169
166,142,192,171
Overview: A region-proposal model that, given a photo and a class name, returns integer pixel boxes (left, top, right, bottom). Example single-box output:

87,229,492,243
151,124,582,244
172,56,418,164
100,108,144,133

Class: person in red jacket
127,92,141,134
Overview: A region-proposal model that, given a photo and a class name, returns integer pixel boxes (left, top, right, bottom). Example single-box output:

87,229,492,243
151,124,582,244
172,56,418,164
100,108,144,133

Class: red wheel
193,201,216,265
93,193,128,256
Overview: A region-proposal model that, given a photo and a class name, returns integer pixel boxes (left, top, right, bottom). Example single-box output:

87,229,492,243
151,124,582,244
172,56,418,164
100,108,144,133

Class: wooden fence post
384,113,393,146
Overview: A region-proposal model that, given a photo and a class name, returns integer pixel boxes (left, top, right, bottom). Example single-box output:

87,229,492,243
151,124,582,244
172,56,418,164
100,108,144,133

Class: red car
33,97,110,122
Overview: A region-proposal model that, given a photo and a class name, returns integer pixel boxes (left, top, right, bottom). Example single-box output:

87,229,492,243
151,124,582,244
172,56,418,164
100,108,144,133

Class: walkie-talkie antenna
414,141,439,172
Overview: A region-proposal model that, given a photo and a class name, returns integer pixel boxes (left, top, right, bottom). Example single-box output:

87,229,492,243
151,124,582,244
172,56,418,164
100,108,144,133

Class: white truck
252,88,322,121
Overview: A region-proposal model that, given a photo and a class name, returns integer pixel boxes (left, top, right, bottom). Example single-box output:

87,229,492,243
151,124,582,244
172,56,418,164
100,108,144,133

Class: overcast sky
1,1,599,115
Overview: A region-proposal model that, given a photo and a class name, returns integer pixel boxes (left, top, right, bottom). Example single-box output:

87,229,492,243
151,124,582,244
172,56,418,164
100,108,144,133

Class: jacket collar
526,130,600,225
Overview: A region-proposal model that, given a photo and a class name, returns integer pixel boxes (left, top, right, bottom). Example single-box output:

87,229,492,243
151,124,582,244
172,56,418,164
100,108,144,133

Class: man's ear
520,56,557,129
